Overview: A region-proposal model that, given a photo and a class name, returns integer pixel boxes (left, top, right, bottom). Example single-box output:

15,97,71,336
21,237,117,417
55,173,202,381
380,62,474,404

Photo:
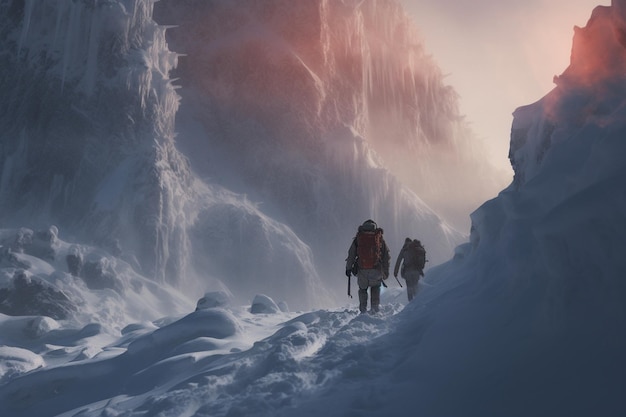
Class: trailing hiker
393,237,426,302
345,219,390,314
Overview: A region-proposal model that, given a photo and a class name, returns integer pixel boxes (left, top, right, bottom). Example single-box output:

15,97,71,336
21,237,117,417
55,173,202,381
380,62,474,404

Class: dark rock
8,226,59,260
0,270,77,320
0,246,31,269
12,228,34,252
81,257,122,292
66,245,83,276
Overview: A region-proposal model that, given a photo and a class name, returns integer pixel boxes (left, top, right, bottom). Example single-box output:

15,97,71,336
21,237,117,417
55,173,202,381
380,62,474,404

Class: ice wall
0,0,489,309
320,0,507,224
509,4,626,188
0,0,191,285
153,0,472,296
385,4,626,413
0,0,330,310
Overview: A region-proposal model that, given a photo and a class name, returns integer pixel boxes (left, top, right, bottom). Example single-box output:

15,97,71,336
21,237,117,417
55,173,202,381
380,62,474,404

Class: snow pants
403,269,421,302
357,268,384,313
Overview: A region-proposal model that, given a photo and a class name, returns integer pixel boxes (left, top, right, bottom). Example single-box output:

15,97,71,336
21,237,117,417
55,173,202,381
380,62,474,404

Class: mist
1,2,625,416
2,0,507,311
401,0,611,177
155,0,508,236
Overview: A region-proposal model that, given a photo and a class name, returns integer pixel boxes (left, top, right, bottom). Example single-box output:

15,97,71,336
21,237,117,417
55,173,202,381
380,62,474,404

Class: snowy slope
0,2,624,417
0,291,406,417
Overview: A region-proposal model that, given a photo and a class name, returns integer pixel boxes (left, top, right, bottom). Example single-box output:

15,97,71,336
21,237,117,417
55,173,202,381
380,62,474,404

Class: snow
0,222,414,416
0,293,407,417
0,345,44,384
250,294,282,314
1,0,625,416
195,291,233,310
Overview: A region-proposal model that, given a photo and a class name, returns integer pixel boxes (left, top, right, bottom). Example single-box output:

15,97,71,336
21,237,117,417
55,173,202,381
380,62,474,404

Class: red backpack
356,228,383,269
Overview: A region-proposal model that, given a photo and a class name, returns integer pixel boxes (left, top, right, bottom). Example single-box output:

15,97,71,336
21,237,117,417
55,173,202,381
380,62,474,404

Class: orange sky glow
401,0,611,176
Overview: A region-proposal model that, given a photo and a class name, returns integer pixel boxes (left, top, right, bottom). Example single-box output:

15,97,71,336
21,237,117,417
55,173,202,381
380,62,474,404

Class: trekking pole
348,275,352,298
394,274,403,288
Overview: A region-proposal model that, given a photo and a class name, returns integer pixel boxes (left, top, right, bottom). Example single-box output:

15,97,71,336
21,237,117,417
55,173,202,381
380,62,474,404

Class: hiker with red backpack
394,237,426,301
345,219,390,314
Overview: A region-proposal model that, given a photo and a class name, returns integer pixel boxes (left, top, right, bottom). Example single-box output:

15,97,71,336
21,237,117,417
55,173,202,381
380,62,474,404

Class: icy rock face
153,0,468,281
0,270,77,320
4,227,60,262
465,2,626,351
0,227,193,333
509,4,626,188
0,0,376,310
0,0,192,285
478,5,626,291
364,5,626,413
0,0,487,310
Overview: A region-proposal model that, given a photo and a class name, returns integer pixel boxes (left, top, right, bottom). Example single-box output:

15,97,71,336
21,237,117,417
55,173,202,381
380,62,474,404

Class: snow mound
195,291,233,310
250,294,281,314
0,345,44,384
126,309,242,356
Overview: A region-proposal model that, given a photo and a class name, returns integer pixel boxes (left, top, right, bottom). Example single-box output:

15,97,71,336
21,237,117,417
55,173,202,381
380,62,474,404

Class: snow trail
0,302,405,417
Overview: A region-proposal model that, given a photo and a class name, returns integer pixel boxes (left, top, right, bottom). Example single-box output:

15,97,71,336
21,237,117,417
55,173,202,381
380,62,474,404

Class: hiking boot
358,288,368,314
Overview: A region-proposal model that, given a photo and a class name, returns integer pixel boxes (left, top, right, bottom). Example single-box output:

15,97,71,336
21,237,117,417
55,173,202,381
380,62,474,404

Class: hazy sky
401,0,610,174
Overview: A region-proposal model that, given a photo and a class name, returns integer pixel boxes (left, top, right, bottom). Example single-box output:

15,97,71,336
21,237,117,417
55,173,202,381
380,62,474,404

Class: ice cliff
0,0,499,309
0,0,191,286
153,0,502,284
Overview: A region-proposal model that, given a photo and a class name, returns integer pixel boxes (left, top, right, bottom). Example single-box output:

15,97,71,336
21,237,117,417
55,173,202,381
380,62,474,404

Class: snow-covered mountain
0,0,497,310
0,1,625,417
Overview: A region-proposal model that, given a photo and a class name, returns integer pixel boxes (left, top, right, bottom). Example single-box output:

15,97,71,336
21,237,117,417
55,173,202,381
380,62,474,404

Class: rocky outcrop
0,270,77,320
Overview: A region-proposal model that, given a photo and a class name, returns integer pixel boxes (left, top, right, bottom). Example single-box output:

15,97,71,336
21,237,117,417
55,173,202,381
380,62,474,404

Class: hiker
345,219,390,314
393,237,426,302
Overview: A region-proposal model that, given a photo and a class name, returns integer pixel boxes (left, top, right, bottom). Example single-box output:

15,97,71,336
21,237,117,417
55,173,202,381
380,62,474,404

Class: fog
1,0,525,311
401,0,611,175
